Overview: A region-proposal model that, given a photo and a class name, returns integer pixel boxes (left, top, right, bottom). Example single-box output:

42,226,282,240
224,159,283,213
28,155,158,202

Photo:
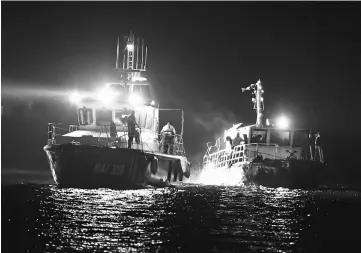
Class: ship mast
242,80,264,127
116,30,148,94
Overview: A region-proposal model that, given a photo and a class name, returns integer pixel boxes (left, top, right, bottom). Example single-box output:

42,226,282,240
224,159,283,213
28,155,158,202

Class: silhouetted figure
309,133,315,160
161,121,176,154
243,134,248,144
110,120,117,138
314,132,324,163
127,110,137,149
233,133,242,147
226,136,233,168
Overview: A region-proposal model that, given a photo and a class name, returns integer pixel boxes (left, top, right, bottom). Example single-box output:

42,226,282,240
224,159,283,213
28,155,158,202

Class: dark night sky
2,2,361,170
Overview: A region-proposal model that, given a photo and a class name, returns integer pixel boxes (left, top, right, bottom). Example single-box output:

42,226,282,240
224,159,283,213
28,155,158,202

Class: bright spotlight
128,93,143,105
276,116,289,129
151,100,155,106
127,44,134,51
69,92,82,104
97,88,118,104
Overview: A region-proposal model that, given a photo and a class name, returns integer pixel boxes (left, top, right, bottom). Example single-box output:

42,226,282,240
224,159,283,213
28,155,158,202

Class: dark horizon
2,2,361,172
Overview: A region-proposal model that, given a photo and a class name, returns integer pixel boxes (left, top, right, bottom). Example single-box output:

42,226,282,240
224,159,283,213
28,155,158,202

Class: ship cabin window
78,108,94,125
270,129,290,146
293,130,309,147
95,109,112,126
250,129,267,144
133,85,151,100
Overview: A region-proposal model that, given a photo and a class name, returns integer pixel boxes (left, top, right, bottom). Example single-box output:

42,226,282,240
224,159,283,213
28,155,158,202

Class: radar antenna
242,80,264,127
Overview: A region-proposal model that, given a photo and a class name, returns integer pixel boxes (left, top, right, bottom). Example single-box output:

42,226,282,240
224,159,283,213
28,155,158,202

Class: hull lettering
93,163,125,176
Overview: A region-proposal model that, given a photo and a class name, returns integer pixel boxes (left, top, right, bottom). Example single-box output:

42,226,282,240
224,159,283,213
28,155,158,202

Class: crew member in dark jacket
127,110,137,149
110,120,117,138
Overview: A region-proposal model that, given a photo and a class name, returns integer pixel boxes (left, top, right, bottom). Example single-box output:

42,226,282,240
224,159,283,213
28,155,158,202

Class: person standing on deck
314,132,324,163
110,120,117,138
308,133,315,161
160,121,176,155
225,136,234,168
233,133,242,147
127,110,137,149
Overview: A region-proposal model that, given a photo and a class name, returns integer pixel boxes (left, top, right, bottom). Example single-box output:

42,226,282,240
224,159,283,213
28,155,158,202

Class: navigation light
127,44,134,51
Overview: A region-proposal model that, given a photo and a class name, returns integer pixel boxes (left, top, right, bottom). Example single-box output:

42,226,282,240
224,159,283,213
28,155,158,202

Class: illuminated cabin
54,79,161,153
203,80,314,169
224,123,310,161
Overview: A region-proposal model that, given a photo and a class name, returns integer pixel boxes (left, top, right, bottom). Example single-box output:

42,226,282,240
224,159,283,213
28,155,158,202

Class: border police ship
44,31,190,189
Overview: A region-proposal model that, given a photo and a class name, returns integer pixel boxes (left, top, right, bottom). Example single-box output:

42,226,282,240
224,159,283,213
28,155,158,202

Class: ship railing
47,123,69,145
98,123,129,148
244,143,279,159
158,133,186,156
174,134,186,156
203,144,246,169
69,125,79,132
203,143,280,168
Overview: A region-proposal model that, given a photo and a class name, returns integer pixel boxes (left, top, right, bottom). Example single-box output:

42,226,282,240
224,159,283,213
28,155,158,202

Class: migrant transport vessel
44,31,190,189
203,80,327,189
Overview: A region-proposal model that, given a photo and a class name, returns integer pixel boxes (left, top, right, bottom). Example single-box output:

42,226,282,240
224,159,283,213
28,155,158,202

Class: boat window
270,130,290,146
293,130,309,147
250,129,267,143
78,108,93,125
95,109,112,126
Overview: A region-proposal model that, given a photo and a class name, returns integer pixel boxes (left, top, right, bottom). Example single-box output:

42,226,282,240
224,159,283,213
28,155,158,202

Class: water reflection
2,184,361,253
29,185,307,252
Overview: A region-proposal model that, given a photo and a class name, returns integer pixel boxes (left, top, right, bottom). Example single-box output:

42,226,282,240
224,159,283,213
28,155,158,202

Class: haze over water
2,180,361,253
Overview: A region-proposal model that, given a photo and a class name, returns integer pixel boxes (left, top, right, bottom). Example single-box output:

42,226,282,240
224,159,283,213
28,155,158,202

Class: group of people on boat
109,111,177,154
221,130,324,164
225,133,248,153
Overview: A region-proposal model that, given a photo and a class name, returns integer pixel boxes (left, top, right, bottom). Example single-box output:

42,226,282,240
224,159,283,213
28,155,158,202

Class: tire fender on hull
150,157,158,175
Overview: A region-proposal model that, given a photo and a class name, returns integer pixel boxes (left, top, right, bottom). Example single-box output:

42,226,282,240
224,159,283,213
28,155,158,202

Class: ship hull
242,158,328,189
44,144,187,189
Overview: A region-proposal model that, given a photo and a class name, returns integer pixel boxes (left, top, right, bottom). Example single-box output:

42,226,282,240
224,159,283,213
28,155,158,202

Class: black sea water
2,183,361,253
